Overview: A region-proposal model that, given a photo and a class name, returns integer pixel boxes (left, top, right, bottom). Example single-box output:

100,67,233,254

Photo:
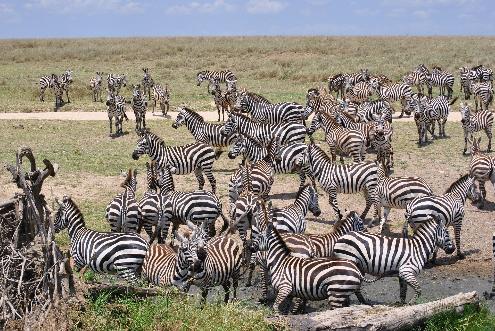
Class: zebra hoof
457,252,466,260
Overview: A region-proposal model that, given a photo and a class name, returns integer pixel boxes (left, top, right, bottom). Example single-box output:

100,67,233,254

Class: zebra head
220,113,237,136
54,195,78,233
228,135,245,159
105,90,115,107
121,169,138,192
176,222,209,277
196,71,206,86
63,70,73,84
226,79,237,93
234,90,249,111
361,68,369,81
306,112,322,135
459,102,471,125
119,74,127,87
250,200,272,253
305,184,321,217
334,210,365,234
429,215,455,255
369,77,380,90
132,130,154,160
132,84,143,99
172,107,187,129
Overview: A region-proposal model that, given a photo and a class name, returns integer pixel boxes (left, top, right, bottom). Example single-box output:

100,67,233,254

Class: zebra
105,90,128,136
132,84,148,132
196,70,236,89
235,90,304,124
333,215,454,304
459,67,473,100
372,114,394,174
403,66,429,94
470,64,493,83
39,74,57,102
334,111,376,148
344,69,369,86
307,111,366,163
152,84,170,116
172,106,236,147
469,81,493,111
105,169,141,233
252,200,375,313
208,79,232,122
369,77,412,116
355,100,394,123
52,77,64,109
132,129,221,193
327,73,346,98
220,112,307,146
176,224,242,303
272,183,321,234
411,96,457,143
374,163,433,233
138,161,161,242
303,87,339,119
142,243,190,288
142,67,154,99
107,73,127,95
58,69,73,103
90,72,103,102
227,133,314,189
295,142,379,222
427,67,454,99
405,174,481,259
460,102,493,154
54,196,149,282
469,137,495,208
345,80,372,102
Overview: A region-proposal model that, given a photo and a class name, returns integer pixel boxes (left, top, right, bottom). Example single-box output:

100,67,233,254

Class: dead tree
1,147,75,328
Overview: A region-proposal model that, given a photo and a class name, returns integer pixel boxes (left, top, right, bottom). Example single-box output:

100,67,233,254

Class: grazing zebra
428,67,454,99
372,115,394,173
142,243,190,288
90,72,103,102
307,111,366,163
227,133,314,189
369,77,412,116
132,130,220,193
470,81,493,111
58,69,73,103
235,90,304,124
470,64,493,83
295,142,379,221
220,112,306,146
405,174,481,259
460,102,493,154
105,90,127,136
105,169,141,233
252,200,374,313
172,106,236,147
39,74,57,102
356,100,394,123
333,215,454,304
374,163,433,233
142,67,154,99
138,161,160,242
272,184,321,234
54,196,149,282
177,225,242,303
469,137,495,208
208,80,231,122
196,70,236,89
152,84,170,116
327,73,346,98
132,84,148,132
107,73,127,95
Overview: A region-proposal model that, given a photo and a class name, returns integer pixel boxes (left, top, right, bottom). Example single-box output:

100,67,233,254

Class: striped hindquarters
142,244,176,286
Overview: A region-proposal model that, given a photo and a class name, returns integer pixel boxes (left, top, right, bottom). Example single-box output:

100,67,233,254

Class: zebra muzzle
131,152,140,160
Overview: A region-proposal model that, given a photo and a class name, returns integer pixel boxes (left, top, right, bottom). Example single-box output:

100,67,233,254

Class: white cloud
166,0,235,15
24,0,144,14
246,0,286,14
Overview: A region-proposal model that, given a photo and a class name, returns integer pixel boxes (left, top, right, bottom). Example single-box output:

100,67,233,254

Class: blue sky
0,0,494,38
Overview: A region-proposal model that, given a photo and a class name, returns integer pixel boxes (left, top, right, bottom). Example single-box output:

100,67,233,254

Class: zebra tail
360,273,385,283
489,93,493,105
449,96,459,106
214,148,224,160
218,210,230,235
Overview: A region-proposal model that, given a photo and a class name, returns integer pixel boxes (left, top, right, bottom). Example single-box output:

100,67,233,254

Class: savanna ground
1,37,495,330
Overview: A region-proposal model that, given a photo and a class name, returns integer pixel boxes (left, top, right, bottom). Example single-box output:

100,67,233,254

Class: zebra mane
309,143,332,163
332,210,354,232
295,183,311,199
445,174,470,194
319,110,338,126
330,73,343,80
238,132,264,147
181,107,205,122
246,91,271,104
340,110,357,123
63,196,84,223
471,64,482,70
140,130,165,146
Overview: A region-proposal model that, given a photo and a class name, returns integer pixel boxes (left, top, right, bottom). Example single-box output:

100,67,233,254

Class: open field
1,36,495,113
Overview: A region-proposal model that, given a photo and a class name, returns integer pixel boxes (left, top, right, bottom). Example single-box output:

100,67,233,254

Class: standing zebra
372,114,394,173
272,183,321,234
427,67,454,99
58,69,73,103
304,88,339,119
152,84,170,116
356,100,394,123
131,84,147,132
345,80,373,102
469,137,495,208
470,64,493,83
405,174,481,259
132,130,220,193
333,215,454,304
54,196,149,282
142,67,154,99
327,73,346,98
369,77,412,116
107,73,127,95
105,169,141,233
138,161,160,242
459,67,473,100
235,90,304,124
90,72,103,102
52,78,64,109
295,142,379,221
374,163,433,233
39,74,57,102
460,102,493,154
196,70,236,89
208,79,231,122
172,106,236,147
220,112,307,146
404,66,429,94
105,90,128,136
344,69,369,86
470,81,493,111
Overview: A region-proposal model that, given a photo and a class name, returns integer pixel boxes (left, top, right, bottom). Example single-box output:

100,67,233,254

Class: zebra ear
62,195,71,203
175,231,186,243
186,220,197,230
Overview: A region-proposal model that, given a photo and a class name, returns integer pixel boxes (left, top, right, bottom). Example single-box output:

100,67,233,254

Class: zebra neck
411,224,436,265
151,143,168,167
266,228,290,272
185,115,205,134
67,214,86,240
173,253,189,283
246,143,265,161
293,194,309,214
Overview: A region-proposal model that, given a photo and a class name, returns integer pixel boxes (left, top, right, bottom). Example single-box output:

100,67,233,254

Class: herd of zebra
50,65,495,315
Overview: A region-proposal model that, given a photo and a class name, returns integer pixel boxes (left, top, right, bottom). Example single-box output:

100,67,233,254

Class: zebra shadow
152,113,172,119
476,200,495,211
269,192,297,201
423,248,480,269
110,131,130,139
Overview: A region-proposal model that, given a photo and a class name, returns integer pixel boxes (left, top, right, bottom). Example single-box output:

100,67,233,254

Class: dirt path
0,111,463,122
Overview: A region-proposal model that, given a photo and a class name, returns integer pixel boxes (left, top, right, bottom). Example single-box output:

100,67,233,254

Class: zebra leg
355,289,370,305
361,189,375,223
398,277,408,304
291,298,307,314
194,168,206,191
152,99,156,114
108,117,113,136
203,168,217,194
399,270,421,305
463,134,469,155
478,181,487,209
379,206,390,234
454,224,465,259
273,283,292,315
328,188,343,220
260,264,270,304
222,281,231,303
143,112,146,129
232,269,240,301
486,128,492,152
201,288,209,303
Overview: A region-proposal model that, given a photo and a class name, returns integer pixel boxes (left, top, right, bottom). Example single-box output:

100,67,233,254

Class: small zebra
142,243,190,288
196,70,236,89
209,79,232,122
107,73,127,95
469,137,495,208
372,114,394,174
54,196,149,282
39,73,57,102
90,72,104,102
152,84,170,116
307,111,366,163
272,183,321,234
295,142,379,221
58,69,73,103
235,89,304,124
142,67,154,100
370,77,412,116
327,73,346,98
173,106,236,147
105,169,141,233
52,78,65,109
460,102,493,154
459,67,473,100
405,174,481,259
138,161,160,242
132,129,221,193
252,200,374,313
105,90,128,136
469,81,493,111
132,84,148,132
428,67,454,99
375,163,433,233
333,215,454,304
220,112,307,146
